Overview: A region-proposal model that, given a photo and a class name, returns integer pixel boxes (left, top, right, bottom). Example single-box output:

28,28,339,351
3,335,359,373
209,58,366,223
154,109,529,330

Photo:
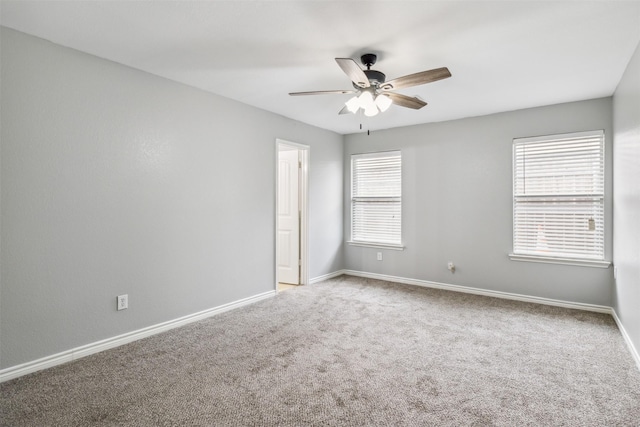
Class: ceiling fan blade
335,58,370,88
338,105,352,115
289,89,357,96
381,67,451,91
386,92,427,110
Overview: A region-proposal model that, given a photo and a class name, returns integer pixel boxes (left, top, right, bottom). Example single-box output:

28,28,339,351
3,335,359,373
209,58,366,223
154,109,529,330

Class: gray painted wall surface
0,28,343,369
344,98,614,306
612,41,640,356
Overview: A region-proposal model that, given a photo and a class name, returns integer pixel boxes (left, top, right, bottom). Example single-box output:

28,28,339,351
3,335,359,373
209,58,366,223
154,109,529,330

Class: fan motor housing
364,69,386,84
352,69,386,89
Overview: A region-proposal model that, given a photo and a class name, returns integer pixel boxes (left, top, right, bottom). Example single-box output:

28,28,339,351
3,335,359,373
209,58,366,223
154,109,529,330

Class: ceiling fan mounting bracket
361,53,377,69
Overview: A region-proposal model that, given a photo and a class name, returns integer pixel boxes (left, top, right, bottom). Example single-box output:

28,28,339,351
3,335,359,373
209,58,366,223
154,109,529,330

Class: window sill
348,241,405,251
508,254,611,269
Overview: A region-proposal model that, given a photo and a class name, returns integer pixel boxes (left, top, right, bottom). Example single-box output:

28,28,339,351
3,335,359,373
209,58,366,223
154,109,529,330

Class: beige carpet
2,275,639,426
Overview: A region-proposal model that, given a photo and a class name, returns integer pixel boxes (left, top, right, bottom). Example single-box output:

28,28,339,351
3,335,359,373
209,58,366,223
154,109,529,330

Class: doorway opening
275,139,309,291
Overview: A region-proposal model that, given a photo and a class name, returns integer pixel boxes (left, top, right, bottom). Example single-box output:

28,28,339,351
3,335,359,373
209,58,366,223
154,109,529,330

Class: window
511,130,608,267
350,151,402,247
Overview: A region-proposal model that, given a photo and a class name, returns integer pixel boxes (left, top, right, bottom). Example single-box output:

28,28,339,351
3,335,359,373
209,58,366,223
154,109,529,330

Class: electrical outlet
377,252,383,261
447,262,455,273
117,294,128,311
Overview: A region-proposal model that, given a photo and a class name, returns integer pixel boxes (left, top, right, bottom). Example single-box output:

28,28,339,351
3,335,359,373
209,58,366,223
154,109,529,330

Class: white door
278,148,300,284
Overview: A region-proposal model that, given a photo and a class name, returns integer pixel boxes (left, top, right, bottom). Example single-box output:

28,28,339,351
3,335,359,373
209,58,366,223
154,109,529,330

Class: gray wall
1,25,630,372
0,28,343,369
612,41,640,356
344,98,614,306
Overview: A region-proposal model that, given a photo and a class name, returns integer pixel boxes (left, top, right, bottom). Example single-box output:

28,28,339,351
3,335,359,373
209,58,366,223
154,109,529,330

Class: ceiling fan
289,53,451,117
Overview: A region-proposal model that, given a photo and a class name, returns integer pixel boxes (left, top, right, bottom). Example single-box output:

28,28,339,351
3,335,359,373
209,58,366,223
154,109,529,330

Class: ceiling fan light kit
343,88,392,117
375,94,393,112
289,53,451,119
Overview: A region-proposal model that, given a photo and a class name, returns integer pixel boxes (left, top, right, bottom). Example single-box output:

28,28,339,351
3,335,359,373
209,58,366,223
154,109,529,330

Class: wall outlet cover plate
117,294,128,311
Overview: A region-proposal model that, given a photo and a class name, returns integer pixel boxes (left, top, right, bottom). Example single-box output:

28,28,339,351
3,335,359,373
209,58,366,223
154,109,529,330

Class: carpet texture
2,275,639,426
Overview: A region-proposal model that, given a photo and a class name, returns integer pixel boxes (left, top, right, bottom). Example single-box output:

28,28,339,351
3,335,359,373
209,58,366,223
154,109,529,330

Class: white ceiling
2,1,639,135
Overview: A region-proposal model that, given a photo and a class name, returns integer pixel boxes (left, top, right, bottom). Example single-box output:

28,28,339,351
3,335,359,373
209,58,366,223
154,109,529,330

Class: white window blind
351,151,401,245
513,130,604,261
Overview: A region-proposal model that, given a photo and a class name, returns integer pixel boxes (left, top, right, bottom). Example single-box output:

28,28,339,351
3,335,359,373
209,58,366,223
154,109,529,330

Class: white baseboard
5,271,638,382
610,309,640,372
342,270,612,313
0,290,276,384
309,269,346,284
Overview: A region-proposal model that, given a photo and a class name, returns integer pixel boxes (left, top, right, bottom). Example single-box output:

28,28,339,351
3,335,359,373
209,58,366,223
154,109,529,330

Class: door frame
275,139,309,288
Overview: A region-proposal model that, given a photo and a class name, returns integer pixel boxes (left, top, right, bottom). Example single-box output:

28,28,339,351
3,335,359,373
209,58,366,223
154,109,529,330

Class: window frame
509,130,610,268
348,150,404,250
